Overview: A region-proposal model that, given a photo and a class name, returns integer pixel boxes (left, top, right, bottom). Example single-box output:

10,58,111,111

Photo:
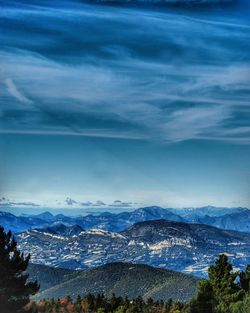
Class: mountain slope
0,211,50,233
196,210,250,233
27,262,199,302
36,223,83,236
18,220,250,276
1,207,183,233
2,206,249,234
169,206,247,219
27,263,77,291
71,206,184,232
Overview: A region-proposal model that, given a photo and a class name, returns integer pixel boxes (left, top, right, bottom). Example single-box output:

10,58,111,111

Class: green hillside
27,263,79,291
27,262,199,302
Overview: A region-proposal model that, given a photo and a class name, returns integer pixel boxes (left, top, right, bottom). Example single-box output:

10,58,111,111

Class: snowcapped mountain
17,220,250,277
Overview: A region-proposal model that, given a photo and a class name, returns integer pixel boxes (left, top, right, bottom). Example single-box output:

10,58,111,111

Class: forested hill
27,262,199,302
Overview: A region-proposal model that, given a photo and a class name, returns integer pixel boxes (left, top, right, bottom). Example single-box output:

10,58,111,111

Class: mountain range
27,262,199,301
17,219,250,277
1,205,250,234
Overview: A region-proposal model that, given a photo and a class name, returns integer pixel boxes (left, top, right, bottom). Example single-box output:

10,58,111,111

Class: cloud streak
5,78,33,104
0,2,249,144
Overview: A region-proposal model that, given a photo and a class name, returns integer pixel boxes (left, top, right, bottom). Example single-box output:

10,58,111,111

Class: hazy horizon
1,203,249,217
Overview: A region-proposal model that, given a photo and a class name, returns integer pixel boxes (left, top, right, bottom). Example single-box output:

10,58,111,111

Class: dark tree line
0,226,249,313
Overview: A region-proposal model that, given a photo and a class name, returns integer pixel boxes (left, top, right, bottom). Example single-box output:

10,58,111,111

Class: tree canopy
0,227,39,313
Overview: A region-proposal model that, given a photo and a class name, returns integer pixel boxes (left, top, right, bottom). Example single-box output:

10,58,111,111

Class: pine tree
115,305,126,313
85,293,95,312
188,254,247,313
0,227,39,313
208,254,244,312
240,265,250,293
188,280,214,313
74,295,82,313
164,298,173,313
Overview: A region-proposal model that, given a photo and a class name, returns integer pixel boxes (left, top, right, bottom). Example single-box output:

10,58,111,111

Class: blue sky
0,0,250,211
0,134,250,209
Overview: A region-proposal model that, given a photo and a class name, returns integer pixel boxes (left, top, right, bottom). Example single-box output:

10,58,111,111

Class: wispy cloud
5,78,33,105
109,200,133,207
0,197,40,207
0,3,249,144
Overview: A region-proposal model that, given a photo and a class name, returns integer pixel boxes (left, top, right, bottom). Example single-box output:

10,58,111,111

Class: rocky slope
18,220,250,276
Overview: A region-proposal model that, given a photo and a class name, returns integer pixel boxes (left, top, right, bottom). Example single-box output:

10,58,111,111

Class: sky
0,0,250,212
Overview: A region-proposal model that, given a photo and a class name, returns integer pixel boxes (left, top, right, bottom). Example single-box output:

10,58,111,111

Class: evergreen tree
188,254,247,313
208,254,244,312
85,293,95,312
74,295,82,313
188,280,214,313
229,293,250,313
0,227,39,313
124,296,130,311
164,298,173,313
240,265,250,293
146,297,154,308
96,293,104,309
134,296,144,313
110,293,122,311
115,305,126,313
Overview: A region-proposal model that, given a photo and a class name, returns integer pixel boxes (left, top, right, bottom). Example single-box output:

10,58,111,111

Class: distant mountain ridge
27,262,199,302
17,219,250,276
195,210,250,233
0,211,52,233
168,205,247,218
1,205,250,234
36,223,83,236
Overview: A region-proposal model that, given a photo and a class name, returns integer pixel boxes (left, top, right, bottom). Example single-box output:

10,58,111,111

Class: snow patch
80,229,126,239
148,238,192,250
